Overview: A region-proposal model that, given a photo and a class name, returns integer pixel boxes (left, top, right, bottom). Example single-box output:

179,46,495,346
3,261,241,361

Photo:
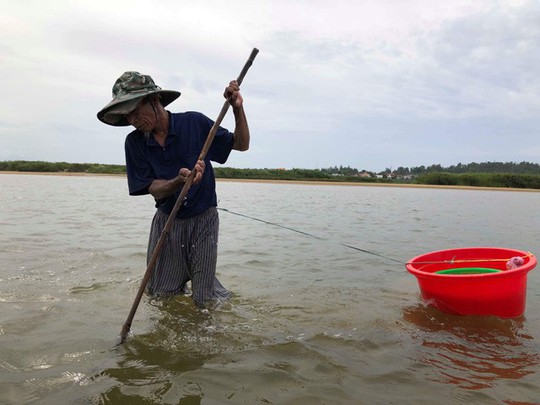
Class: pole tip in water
119,324,132,344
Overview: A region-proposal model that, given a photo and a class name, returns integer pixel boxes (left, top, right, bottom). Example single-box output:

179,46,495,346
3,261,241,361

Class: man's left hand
179,159,205,185
224,80,243,108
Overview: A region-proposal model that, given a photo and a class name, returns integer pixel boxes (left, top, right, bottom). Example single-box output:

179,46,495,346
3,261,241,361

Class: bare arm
232,105,249,151
148,160,205,200
224,80,250,151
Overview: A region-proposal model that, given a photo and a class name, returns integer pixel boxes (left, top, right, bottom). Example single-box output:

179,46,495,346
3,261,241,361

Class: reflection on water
403,304,539,390
96,296,262,403
96,295,367,404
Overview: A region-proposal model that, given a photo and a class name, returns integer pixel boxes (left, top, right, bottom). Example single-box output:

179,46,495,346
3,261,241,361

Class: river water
0,173,539,404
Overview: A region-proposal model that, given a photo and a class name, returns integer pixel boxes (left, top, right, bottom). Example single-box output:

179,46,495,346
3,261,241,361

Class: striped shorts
146,206,230,307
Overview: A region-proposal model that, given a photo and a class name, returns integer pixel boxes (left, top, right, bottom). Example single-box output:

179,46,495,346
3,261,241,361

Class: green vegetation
214,167,385,183
1,160,540,190
321,161,540,176
390,161,540,176
415,172,540,189
0,160,126,174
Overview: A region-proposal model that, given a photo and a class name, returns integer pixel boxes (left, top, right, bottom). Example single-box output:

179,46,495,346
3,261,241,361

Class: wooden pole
120,48,259,343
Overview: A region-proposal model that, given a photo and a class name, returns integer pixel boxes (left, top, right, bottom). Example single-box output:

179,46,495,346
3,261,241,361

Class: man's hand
179,159,205,185
224,80,243,108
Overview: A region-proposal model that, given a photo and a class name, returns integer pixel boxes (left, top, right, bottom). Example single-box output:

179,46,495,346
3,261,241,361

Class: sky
1,0,539,172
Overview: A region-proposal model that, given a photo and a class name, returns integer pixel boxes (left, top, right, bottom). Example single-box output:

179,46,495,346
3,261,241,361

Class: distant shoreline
216,177,539,192
2,171,538,192
0,171,123,177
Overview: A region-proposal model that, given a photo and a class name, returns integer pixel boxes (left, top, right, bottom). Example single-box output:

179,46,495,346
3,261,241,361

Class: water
1,173,539,404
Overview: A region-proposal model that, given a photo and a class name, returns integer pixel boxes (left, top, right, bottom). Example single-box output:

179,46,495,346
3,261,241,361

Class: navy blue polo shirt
124,111,234,218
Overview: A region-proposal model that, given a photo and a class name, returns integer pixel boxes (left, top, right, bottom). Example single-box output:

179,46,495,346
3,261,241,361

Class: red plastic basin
406,247,536,318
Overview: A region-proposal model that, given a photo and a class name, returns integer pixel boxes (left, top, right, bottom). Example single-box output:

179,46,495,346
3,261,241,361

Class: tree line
393,161,540,175
1,160,539,190
321,161,540,176
0,160,126,174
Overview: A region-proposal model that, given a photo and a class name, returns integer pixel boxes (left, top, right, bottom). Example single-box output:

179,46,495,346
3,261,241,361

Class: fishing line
218,208,534,268
217,207,405,265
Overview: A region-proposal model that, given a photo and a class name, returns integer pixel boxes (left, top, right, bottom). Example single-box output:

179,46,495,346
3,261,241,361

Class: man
97,71,249,308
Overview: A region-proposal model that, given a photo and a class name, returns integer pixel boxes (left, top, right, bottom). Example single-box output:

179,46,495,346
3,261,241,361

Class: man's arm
148,161,205,200
232,105,250,151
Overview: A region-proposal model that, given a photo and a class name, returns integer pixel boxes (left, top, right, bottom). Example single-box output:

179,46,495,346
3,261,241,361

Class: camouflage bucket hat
97,71,181,127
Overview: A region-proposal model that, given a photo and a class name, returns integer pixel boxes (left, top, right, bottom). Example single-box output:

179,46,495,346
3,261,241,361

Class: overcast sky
1,0,539,172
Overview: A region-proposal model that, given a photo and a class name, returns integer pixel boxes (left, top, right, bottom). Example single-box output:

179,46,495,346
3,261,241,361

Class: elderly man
97,71,249,308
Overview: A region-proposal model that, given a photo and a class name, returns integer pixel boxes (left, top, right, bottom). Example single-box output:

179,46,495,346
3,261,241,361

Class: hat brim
97,89,180,127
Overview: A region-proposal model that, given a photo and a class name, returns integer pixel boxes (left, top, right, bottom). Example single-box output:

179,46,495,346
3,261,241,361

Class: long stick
120,48,259,343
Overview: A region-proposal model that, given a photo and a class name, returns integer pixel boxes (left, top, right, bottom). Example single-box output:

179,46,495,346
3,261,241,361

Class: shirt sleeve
197,113,234,164
124,133,155,195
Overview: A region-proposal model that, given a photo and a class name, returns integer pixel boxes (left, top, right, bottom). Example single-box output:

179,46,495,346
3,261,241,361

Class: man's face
126,97,156,132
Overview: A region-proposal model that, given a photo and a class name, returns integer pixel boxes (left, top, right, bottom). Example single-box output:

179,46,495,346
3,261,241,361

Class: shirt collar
145,111,175,146
167,111,176,136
